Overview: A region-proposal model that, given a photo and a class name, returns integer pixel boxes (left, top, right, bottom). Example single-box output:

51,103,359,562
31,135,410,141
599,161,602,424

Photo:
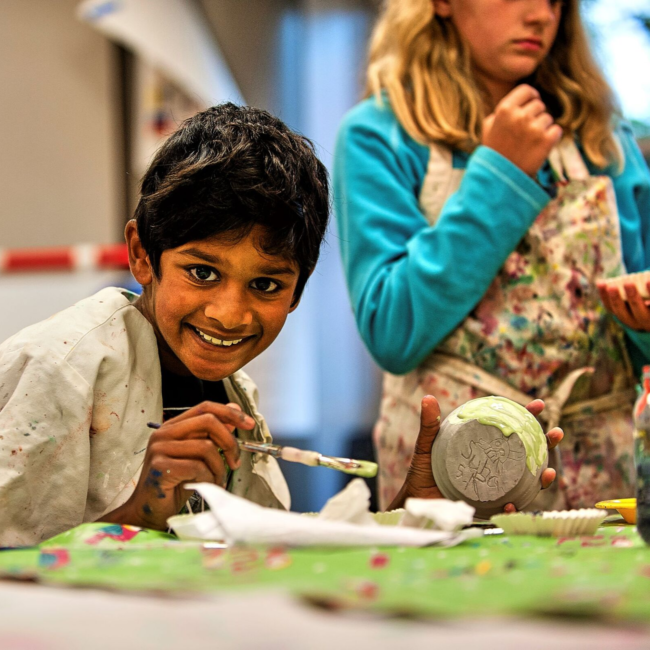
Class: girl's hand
100,402,254,530
482,84,563,177
597,280,650,332
387,395,563,512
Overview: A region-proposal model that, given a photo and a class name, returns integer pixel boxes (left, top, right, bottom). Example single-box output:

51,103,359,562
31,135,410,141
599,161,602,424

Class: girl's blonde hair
366,0,621,168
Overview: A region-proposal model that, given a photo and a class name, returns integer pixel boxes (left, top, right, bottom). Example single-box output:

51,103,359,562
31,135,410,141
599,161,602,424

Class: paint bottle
633,365,650,544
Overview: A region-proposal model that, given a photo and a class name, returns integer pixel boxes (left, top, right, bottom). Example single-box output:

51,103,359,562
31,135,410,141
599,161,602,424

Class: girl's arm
334,100,551,374
601,123,650,374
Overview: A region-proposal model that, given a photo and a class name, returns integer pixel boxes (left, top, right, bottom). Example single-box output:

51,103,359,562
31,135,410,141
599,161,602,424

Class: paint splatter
202,547,227,570
39,549,70,569
230,548,259,574
145,468,166,499
351,579,379,601
86,524,141,545
370,553,390,569
265,548,292,570
475,560,492,576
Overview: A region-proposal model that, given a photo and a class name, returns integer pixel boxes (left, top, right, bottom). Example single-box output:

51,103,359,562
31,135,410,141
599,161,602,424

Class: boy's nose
203,294,253,331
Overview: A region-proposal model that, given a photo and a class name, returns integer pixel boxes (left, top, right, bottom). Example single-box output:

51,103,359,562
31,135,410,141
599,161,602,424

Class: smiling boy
0,104,329,544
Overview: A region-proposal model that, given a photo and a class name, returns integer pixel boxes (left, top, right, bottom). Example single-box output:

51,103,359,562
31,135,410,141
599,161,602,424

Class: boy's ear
432,0,452,18
125,220,154,287
289,272,312,312
288,295,301,313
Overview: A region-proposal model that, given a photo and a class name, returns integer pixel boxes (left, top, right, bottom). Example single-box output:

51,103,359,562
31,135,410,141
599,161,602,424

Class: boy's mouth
190,325,247,348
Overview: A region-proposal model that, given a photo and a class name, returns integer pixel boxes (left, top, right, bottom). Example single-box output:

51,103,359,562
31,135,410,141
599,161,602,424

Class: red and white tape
0,244,129,273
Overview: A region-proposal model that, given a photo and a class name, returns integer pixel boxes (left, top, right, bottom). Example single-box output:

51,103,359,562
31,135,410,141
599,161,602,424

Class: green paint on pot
449,396,546,475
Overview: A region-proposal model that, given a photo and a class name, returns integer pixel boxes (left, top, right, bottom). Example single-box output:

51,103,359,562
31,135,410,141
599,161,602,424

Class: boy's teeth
194,327,243,347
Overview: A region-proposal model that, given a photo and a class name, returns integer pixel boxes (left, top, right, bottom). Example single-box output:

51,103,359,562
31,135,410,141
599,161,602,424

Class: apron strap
418,143,464,226
548,138,590,182
425,353,634,431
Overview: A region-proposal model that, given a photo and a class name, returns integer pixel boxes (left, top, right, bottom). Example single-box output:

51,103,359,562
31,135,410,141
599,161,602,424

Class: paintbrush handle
239,441,319,467
280,446,320,466
147,422,377,477
237,440,282,457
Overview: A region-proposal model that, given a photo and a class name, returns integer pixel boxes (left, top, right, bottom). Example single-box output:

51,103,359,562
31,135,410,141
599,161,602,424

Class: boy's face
129,224,301,382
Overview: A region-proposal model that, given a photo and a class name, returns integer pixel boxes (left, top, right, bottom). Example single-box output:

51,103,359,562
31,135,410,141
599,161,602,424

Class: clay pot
431,401,548,520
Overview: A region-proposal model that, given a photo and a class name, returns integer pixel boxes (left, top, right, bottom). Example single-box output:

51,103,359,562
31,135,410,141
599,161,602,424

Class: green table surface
1,521,649,622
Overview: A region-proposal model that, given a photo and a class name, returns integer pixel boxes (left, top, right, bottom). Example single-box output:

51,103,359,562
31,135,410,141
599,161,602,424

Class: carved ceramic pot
431,396,548,519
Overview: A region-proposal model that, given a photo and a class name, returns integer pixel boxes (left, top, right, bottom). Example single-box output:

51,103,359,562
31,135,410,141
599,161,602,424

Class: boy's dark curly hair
135,103,330,304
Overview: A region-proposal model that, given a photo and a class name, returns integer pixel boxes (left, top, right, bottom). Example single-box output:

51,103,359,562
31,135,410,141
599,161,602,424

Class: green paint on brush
341,460,378,478
448,396,546,476
316,456,378,477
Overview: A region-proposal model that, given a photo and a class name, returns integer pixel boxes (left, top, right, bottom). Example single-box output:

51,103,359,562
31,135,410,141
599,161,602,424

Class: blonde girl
334,0,650,510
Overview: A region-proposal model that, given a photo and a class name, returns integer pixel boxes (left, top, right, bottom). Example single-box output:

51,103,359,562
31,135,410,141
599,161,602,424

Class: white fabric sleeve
0,343,93,545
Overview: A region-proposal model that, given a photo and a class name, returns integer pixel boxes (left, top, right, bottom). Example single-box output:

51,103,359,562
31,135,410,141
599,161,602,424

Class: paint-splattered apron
375,140,637,511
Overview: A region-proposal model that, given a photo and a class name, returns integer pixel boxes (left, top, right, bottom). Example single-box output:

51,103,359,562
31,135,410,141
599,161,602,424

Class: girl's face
435,0,563,103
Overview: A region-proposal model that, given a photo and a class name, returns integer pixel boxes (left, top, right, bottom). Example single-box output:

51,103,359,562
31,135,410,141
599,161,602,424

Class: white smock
0,287,290,546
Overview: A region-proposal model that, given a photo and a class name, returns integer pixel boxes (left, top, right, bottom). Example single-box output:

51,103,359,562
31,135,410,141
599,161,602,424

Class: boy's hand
100,402,254,530
597,280,650,332
387,395,563,512
482,84,563,177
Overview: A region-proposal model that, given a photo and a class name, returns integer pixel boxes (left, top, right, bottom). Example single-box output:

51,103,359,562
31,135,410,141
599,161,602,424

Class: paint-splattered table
1,520,649,624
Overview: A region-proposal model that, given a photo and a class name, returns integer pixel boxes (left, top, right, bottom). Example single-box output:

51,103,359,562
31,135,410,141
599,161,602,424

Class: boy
0,104,328,544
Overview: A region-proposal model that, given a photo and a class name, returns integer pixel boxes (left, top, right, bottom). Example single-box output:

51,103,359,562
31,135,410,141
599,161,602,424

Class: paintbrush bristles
280,447,320,466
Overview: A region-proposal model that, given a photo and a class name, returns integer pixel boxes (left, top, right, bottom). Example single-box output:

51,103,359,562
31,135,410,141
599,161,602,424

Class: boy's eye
190,266,218,282
251,278,280,293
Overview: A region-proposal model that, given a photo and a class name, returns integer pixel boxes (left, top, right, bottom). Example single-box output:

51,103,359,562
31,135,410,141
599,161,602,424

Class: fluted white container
491,509,606,537
601,270,650,300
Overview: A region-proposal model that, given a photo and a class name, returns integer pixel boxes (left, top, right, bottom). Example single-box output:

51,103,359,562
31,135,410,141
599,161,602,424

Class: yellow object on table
595,498,637,524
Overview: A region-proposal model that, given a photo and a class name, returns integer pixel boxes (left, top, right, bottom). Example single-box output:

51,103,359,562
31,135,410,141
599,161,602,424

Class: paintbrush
146,421,377,478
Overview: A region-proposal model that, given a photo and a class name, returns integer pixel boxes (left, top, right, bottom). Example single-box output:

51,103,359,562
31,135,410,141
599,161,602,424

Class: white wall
0,272,131,344
0,0,121,249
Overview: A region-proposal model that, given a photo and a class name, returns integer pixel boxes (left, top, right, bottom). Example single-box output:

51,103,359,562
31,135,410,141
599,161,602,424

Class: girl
334,0,650,510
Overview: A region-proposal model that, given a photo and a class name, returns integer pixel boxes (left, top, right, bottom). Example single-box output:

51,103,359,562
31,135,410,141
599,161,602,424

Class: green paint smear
449,396,546,476
341,460,378,478
316,458,377,478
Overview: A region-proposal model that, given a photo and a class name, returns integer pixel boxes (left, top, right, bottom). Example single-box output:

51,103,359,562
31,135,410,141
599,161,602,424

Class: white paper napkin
168,479,479,548
317,478,378,526
402,497,476,532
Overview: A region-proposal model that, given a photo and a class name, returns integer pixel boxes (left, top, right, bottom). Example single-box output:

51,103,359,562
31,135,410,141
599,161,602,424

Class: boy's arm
0,345,93,546
98,402,251,530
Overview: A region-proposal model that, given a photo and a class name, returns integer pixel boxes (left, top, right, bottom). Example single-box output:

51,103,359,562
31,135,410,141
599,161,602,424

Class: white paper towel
168,480,479,548
317,478,378,526
402,498,476,531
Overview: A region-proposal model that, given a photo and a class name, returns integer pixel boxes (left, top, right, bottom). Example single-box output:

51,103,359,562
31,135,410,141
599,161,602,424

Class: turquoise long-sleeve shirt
333,97,650,376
